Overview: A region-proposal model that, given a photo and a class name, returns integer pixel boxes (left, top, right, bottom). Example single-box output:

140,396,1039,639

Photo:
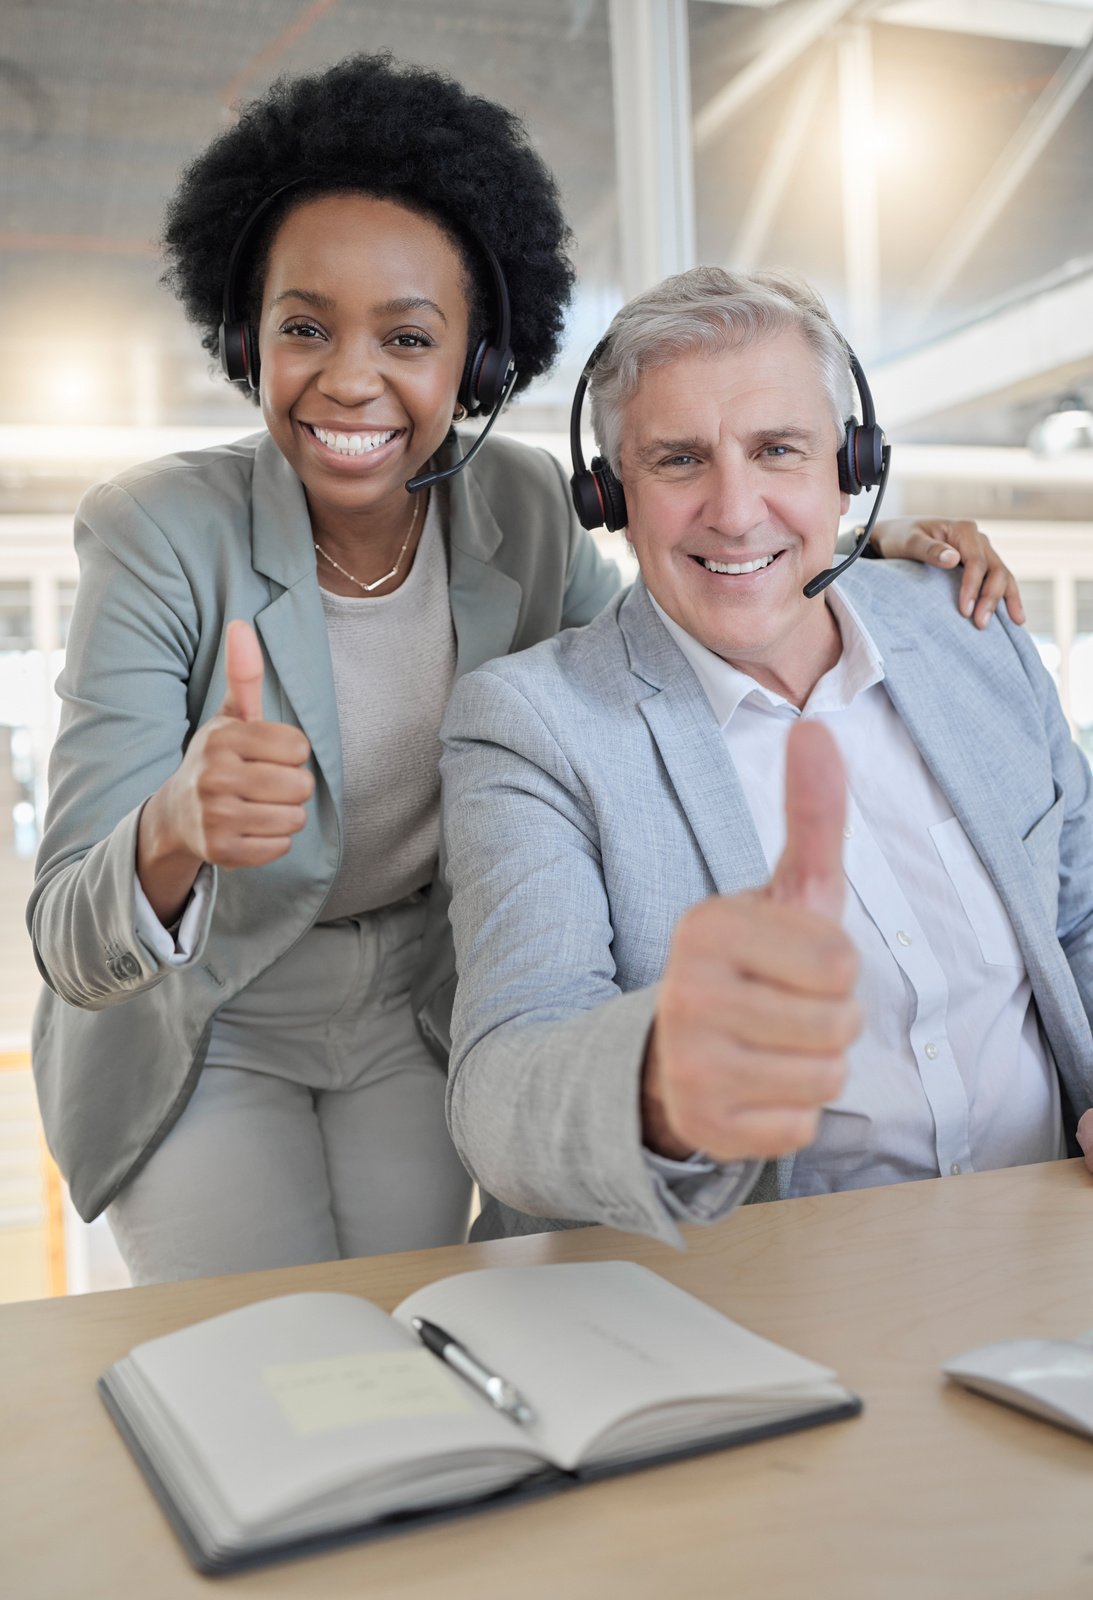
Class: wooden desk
3,1160,1092,1600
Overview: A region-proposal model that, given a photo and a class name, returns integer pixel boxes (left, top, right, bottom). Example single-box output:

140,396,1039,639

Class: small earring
452,403,468,423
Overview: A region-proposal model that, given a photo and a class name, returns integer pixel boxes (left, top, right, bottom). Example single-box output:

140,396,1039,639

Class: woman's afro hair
161,52,576,402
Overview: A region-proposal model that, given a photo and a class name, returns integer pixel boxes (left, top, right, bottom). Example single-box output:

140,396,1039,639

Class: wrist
640,1024,695,1160
136,785,204,926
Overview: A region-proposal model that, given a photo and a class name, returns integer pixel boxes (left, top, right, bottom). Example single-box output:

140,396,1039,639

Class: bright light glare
865,115,905,161
54,369,96,414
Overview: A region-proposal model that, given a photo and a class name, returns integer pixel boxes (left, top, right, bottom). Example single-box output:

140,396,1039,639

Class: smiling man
438,267,1093,1243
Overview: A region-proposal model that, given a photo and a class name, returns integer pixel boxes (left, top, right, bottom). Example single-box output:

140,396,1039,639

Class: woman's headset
568,335,890,597
217,178,515,417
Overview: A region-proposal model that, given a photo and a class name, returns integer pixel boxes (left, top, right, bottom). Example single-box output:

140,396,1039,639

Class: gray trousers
107,896,472,1284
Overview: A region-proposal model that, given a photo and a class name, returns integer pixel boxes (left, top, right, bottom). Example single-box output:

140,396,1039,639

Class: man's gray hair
588,266,857,474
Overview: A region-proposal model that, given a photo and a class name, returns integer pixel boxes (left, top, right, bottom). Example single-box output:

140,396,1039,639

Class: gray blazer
440,563,1093,1244
29,429,621,1220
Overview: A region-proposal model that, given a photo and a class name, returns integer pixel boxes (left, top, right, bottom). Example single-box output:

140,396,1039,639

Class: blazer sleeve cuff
643,1151,763,1223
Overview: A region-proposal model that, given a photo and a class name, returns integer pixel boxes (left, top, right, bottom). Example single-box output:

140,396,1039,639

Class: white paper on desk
943,1338,1093,1440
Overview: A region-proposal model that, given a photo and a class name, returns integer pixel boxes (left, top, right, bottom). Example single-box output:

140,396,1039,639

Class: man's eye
664,454,698,467
762,444,795,459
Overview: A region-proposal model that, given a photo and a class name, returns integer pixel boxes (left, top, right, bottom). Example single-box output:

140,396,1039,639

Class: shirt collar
649,584,886,729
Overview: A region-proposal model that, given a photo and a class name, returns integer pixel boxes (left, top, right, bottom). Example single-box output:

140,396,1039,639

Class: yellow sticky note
263,1347,472,1435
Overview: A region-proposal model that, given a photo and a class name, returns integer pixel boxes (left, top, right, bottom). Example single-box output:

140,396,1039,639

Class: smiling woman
26,53,622,1286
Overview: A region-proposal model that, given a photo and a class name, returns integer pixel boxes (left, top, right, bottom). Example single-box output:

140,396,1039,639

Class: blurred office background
2,0,1092,1298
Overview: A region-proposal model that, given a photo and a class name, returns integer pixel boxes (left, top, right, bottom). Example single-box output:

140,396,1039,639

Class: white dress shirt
653,590,1064,1195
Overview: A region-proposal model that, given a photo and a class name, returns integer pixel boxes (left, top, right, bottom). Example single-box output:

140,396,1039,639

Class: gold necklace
313,492,424,594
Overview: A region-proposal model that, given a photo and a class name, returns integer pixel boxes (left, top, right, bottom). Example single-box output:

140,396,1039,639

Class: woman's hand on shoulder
870,518,1026,631
136,621,315,925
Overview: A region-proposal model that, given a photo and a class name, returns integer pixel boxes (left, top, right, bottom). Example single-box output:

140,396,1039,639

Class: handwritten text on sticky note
263,1348,472,1435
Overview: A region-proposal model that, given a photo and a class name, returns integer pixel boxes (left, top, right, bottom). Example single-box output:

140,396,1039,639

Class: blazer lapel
846,571,1042,948
620,584,769,897
248,434,343,816
444,438,522,679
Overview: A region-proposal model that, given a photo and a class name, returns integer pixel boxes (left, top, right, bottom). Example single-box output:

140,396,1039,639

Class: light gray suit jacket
440,564,1093,1244
29,429,621,1220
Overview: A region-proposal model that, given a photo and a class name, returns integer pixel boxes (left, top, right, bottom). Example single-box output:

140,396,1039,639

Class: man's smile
692,551,784,576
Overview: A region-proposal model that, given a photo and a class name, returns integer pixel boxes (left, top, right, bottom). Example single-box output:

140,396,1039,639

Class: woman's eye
280,320,324,340
388,331,434,349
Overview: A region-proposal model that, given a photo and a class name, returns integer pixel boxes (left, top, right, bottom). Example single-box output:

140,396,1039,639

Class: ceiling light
1027,395,1093,457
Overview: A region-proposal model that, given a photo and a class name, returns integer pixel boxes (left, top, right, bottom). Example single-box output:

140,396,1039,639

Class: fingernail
939,548,958,564
961,600,973,616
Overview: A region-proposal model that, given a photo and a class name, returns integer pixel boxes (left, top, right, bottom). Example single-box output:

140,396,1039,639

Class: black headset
217,177,517,427
569,336,890,598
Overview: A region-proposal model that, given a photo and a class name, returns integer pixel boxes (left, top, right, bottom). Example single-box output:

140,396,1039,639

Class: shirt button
950,1162,962,1176
924,1042,939,1061
843,824,855,840
896,930,912,947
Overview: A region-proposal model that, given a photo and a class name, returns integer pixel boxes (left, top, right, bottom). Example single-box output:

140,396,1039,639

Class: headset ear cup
219,321,247,384
595,460,628,532
460,339,513,415
458,338,486,415
838,418,886,495
569,458,628,532
570,468,606,531
218,321,260,391
243,324,260,393
853,423,885,490
474,344,513,413
837,419,860,495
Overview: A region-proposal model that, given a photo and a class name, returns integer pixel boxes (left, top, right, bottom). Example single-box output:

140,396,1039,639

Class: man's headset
217,178,519,494
569,336,891,598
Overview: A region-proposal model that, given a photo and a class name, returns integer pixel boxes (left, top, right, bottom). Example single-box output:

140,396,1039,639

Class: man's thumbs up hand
767,719,846,921
642,721,861,1166
136,621,315,926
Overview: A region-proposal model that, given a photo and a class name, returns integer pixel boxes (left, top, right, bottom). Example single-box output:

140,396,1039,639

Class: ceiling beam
913,34,1093,318
730,48,830,268
694,0,867,147
871,267,1093,426
876,0,1093,50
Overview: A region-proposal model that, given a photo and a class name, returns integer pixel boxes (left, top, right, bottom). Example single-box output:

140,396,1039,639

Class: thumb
767,720,846,921
221,619,265,723
912,521,960,567
1077,1109,1093,1171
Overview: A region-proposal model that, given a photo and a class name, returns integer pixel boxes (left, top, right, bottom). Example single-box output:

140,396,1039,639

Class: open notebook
99,1260,861,1572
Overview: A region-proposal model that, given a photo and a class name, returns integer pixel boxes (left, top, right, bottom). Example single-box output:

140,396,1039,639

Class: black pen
411,1317,536,1426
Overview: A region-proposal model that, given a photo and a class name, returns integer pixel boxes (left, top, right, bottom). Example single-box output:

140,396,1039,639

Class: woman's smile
298,420,407,473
